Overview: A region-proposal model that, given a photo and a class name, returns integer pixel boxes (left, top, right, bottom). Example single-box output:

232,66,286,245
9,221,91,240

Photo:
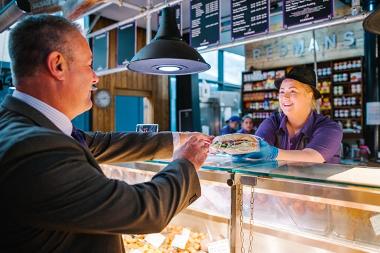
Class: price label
208,239,230,253
144,233,166,248
370,214,380,236
171,228,191,249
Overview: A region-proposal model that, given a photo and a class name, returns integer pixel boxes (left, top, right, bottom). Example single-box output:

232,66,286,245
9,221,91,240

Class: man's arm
2,133,201,235
83,131,174,164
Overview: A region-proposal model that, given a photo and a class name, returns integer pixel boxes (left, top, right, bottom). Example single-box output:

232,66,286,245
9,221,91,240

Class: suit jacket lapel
1,95,104,174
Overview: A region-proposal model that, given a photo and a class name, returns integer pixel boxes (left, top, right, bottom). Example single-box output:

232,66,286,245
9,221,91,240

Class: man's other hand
173,135,213,171
179,132,214,145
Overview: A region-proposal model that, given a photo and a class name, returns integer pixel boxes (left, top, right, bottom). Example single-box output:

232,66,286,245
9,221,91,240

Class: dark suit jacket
0,96,201,253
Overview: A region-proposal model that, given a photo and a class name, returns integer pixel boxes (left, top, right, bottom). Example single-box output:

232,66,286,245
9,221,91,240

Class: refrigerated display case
101,158,380,253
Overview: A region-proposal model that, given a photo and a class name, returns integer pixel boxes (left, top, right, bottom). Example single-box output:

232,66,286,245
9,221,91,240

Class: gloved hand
232,139,279,161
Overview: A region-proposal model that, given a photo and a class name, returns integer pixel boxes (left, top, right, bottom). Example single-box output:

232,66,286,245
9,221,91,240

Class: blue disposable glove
232,139,279,161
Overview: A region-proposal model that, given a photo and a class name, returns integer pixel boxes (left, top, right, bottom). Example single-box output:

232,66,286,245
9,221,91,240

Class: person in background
0,14,213,253
220,115,241,135
235,66,343,163
237,115,254,134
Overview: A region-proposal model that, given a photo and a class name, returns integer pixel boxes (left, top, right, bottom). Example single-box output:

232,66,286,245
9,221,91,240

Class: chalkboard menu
231,0,269,40
283,0,333,28
117,22,136,66
92,33,108,71
158,4,182,34
190,0,220,49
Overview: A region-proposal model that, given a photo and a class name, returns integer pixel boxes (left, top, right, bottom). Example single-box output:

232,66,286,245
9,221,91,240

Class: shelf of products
315,57,364,139
241,69,284,124
332,57,364,137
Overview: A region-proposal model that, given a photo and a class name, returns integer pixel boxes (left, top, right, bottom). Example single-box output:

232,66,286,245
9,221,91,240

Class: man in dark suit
0,14,212,252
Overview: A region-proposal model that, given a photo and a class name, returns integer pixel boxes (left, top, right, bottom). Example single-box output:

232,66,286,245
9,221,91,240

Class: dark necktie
71,126,87,147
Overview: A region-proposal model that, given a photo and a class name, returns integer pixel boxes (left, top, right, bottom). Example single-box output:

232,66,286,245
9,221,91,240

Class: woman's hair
301,83,318,111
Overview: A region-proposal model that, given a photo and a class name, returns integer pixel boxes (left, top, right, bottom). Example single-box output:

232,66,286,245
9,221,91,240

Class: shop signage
191,0,220,49
252,31,355,59
283,0,334,28
246,22,364,69
231,0,269,40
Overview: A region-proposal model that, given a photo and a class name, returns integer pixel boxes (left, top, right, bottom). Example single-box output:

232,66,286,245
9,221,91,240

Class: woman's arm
277,148,325,163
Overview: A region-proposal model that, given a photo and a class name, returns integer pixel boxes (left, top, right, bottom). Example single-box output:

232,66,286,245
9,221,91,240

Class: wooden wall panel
91,18,169,132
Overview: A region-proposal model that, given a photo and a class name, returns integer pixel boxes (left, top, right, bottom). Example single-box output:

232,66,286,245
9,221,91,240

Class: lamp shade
363,7,380,35
126,6,210,75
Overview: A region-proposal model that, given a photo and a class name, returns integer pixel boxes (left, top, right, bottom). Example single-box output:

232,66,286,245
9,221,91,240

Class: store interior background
0,0,379,164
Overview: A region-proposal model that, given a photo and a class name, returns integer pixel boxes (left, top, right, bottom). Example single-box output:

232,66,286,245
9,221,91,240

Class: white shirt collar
12,90,73,136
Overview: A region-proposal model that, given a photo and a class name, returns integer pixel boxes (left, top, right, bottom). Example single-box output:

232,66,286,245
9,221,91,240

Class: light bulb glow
157,65,182,72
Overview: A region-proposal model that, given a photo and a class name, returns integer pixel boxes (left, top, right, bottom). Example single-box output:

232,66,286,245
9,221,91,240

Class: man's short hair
8,14,81,82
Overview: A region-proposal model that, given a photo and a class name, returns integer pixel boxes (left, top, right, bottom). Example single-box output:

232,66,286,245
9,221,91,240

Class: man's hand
173,135,213,171
179,132,213,145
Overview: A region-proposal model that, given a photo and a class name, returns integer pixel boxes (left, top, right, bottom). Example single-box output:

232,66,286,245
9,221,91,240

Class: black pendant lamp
363,7,380,35
126,6,210,75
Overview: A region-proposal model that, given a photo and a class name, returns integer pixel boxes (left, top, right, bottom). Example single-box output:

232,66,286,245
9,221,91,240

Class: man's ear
46,51,66,81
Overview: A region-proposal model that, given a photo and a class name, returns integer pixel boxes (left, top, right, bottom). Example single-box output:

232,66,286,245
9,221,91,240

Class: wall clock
94,89,111,108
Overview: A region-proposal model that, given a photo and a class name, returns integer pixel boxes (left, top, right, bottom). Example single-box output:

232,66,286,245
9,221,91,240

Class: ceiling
89,0,284,56
97,0,233,32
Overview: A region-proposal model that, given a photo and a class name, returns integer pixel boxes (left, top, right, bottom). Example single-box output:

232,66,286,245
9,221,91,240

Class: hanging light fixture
126,6,210,75
363,7,380,35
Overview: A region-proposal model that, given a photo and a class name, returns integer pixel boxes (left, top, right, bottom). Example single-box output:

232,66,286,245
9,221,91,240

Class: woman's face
242,118,254,131
279,79,313,117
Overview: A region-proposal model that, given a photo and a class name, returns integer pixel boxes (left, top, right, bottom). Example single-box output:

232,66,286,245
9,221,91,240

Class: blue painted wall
115,95,144,132
72,111,91,131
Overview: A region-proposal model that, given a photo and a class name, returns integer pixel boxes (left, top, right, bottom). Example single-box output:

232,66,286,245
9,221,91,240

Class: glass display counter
101,156,380,253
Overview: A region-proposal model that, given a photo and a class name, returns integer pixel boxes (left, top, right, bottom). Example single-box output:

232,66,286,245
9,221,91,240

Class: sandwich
210,133,260,155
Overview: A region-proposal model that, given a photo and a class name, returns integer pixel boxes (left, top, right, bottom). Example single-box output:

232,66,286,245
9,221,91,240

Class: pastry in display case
122,225,207,253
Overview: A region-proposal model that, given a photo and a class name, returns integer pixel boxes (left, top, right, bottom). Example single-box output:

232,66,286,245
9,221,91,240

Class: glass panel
101,163,231,252
199,51,218,82
150,156,380,189
224,51,245,85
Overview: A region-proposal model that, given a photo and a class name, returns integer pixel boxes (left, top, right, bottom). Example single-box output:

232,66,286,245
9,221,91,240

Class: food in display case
123,225,207,253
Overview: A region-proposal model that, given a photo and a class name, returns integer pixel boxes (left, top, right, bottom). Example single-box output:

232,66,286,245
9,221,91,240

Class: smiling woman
253,65,343,164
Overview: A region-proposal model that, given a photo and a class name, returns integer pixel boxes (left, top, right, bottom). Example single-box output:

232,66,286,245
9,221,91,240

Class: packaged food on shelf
317,81,331,94
320,98,331,110
350,72,362,82
243,83,252,92
317,67,331,76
